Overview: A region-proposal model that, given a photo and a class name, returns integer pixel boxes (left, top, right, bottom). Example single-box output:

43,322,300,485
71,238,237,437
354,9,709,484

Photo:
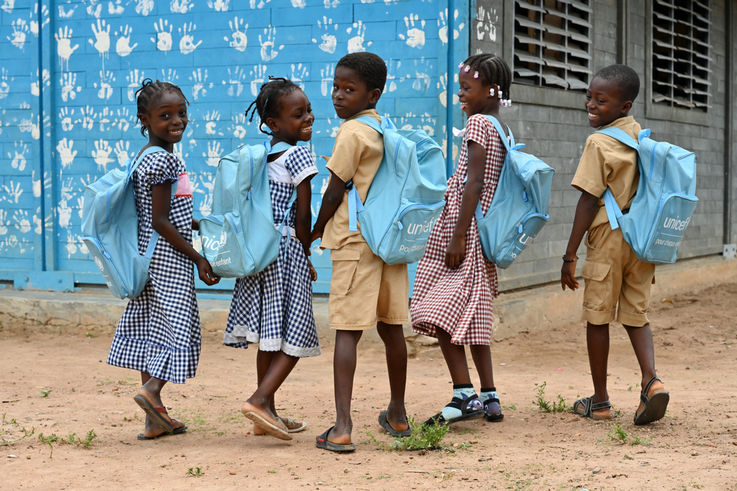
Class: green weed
366,417,450,451
534,382,568,413
607,423,651,446
187,467,204,477
267,469,277,474
0,413,35,447
40,389,52,398
38,429,97,457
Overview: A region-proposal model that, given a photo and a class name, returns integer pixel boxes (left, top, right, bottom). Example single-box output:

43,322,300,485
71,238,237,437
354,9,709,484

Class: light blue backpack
475,115,554,268
199,141,295,277
347,116,446,264
82,146,171,299
597,127,698,264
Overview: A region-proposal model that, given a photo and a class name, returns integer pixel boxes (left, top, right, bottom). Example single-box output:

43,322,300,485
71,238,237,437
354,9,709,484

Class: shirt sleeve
326,123,364,183
142,151,180,188
571,136,608,198
286,146,318,186
464,114,492,150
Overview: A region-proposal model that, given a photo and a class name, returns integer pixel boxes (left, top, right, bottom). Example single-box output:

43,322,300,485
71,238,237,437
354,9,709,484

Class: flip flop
253,417,306,435
315,426,355,453
241,402,291,441
137,423,188,441
133,392,175,433
634,376,669,425
378,410,411,437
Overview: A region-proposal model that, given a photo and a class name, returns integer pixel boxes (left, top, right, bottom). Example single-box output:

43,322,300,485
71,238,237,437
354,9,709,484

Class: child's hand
560,260,579,290
310,228,323,243
191,218,199,231
445,234,466,269
196,256,220,285
307,258,317,282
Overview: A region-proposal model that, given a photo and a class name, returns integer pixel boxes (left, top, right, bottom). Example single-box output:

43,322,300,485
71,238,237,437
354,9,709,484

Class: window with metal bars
651,0,710,111
513,0,592,91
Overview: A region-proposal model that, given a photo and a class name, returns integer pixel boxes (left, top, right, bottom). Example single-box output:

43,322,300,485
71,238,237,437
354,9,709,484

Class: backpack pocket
375,200,445,264
82,235,151,299
479,212,549,269
639,193,698,263
199,213,250,277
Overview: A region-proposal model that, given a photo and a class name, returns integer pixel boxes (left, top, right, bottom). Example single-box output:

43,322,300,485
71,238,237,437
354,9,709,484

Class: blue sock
480,387,499,402
440,384,477,420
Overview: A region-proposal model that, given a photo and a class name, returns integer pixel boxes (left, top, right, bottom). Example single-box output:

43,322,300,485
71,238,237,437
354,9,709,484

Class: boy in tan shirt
311,52,410,452
561,64,669,425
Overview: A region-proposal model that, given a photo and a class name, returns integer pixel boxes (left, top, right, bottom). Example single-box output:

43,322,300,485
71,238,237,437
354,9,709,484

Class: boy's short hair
593,64,640,103
336,52,387,92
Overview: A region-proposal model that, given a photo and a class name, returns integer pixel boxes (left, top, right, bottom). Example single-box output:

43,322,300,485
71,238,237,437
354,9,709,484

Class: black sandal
424,393,483,426
572,396,612,420
633,376,669,425
483,396,504,422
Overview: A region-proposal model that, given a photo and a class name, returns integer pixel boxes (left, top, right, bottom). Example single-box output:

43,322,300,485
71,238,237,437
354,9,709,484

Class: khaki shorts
329,242,409,330
581,224,655,327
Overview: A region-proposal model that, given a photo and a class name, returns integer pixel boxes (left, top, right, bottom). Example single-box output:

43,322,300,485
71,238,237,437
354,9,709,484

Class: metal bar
725,0,734,244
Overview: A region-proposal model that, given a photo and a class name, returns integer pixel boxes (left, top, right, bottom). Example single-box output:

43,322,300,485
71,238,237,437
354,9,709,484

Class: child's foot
253,417,306,435
483,396,504,422
378,410,411,437
138,414,187,440
634,376,669,425
572,395,612,420
241,401,291,440
315,426,355,453
133,390,175,433
424,393,483,426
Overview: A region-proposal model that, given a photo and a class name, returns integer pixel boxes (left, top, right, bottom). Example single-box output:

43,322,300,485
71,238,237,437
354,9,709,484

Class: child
224,77,320,441
311,52,410,452
410,54,509,425
107,79,220,440
561,64,669,425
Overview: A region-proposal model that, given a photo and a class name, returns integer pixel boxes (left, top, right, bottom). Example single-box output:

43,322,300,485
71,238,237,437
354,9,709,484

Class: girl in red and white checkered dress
411,54,512,426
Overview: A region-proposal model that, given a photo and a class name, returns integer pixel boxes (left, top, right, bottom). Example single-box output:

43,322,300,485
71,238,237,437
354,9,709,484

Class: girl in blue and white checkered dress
224,78,320,441
107,80,220,441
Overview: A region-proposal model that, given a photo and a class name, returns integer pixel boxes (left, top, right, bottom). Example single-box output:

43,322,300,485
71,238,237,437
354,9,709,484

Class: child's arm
151,183,220,286
192,218,199,231
446,140,485,269
295,177,317,281
310,171,346,242
560,190,599,290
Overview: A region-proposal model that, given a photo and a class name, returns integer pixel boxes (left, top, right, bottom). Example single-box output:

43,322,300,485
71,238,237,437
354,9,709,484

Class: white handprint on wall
80,106,96,131
312,16,338,54
115,25,137,57
86,0,102,18
203,141,222,167
58,199,72,228
126,69,146,102
8,18,28,49
259,26,283,61
136,0,154,16
225,16,248,52
59,107,75,132
115,108,132,132
151,19,173,52
178,22,201,54
114,141,130,167
230,113,247,139
399,14,426,48
170,0,193,13
60,72,81,102
224,66,247,97
190,68,210,100
57,138,77,168
1,181,23,204
94,70,116,100
346,21,370,53
10,142,28,171
29,4,49,36
0,210,7,235
208,0,230,11
290,63,309,85
0,68,13,99
58,5,76,18
108,0,125,15
319,64,335,97
30,69,50,97
250,0,270,8
249,64,267,96
475,6,497,42
1,0,14,14
203,111,221,136
89,19,111,65
92,140,113,171
55,26,79,69
97,107,113,132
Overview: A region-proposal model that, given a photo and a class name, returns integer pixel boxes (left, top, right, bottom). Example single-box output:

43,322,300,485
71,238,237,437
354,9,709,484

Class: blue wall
0,0,468,293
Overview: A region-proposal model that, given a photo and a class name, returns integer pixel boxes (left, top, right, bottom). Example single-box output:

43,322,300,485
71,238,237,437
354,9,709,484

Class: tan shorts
581,224,655,327
329,241,409,330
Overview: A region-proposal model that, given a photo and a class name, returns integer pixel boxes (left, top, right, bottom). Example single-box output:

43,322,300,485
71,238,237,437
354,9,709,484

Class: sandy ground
1,282,736,490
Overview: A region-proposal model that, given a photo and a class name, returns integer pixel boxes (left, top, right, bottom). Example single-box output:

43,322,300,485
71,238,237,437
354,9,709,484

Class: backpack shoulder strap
354,115,384,135
268,141,294,155
128,145,168,177
602,188,623,231
481,115,514,152
596,127,639,150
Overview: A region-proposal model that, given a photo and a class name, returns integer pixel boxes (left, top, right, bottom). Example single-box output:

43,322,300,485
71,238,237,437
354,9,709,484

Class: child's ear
368,88,382,106
265,116,279,133
139,114,150,131
620,99,633,116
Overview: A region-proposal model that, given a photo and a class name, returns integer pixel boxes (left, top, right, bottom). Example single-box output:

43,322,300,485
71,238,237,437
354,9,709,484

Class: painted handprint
55,26,79,69
178,22,202,55
114,141,131,167
346,21,370,53
108,0,125,15
323,0,338,8
126,69,146,101
170,0,193,13
56,138,77,168
399,14,426,48
59,107,75,132
1,0,14,14
14,210,31,234
89,19,111,63
225,66,247,97
64,230,79,258
80,106,96,131
290,63,309,85
58,199,72,228
159,68,178,82
291,0,305,7
203,141,222,167
312,16,338,54
97,107,113,132
92,139,113,171
30,68,50,97
476,5,497,42
8,18,28,49
10,142,28,171
60,72,80,102
58,5,76,17
0,210,7,236
115,107,132,132
208,0,230,11
29,4,50,36
151,19,173,52
230,113,247,139
249,64,267,96
259,26,283,62
250,0,270,8
190,68,210,100
86,0,102,18
115,25,138,57
203,111,221,136
225,16,248,52
94,69,116,100
319,63,335,97
135,0,154,15
0,68,13,99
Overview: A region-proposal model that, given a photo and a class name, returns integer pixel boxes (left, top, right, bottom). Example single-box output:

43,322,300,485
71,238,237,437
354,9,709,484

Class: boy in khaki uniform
311,52,410,452
561,64,669,425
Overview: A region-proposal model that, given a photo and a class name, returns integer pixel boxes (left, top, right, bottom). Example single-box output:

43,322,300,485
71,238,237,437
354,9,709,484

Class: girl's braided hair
245,76,301,135
462,54,512,101
134,78,190,137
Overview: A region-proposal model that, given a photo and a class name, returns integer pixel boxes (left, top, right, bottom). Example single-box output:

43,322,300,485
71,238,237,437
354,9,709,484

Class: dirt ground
1,282,736,490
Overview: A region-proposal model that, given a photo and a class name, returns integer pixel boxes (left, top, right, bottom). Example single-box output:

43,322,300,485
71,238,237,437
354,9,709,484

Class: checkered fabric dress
411,115,505,345
224,145,321,357
107,150,202,384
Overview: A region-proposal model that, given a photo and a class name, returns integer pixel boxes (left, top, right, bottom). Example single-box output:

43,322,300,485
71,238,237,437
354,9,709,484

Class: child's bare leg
623,323,657,386
586,322,609,401
376,322,408,430
436,328,471,384
469,344,494,389
256,350,277,415
246,352,298,420
138,372,184,436
330,329,362,444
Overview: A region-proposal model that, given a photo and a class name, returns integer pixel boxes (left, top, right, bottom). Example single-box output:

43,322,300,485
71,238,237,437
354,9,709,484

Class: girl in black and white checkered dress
107,80,219,441
224,78,320,441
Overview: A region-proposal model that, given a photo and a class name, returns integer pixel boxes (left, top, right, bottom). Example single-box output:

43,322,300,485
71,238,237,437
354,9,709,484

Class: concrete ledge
1,255,734,343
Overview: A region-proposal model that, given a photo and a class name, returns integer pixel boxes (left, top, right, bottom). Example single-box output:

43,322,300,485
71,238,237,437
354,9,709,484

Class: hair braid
135,78,189,137
245,76,301,135
462,54,512,101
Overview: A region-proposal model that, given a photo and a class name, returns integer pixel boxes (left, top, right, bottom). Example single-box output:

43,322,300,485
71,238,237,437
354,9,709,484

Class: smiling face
332,65,380,120
139,90,188,151
266,89,314,144
457,68,495,117
585,76,632,128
